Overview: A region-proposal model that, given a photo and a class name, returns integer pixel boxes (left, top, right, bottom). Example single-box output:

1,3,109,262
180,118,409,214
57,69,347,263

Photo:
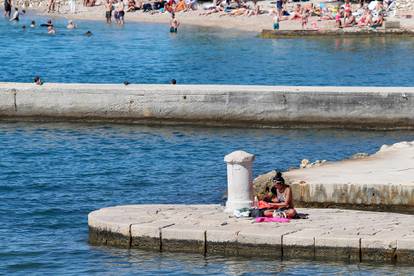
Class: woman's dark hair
272,171,285,185
272,172,285,183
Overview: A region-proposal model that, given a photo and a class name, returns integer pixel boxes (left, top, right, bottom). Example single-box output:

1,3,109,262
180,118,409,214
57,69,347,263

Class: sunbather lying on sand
199,5,223,15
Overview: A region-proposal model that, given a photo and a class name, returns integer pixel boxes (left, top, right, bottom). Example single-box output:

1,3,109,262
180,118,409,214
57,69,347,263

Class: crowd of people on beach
4,0,398,35
97,0,396,30
272,0,395,29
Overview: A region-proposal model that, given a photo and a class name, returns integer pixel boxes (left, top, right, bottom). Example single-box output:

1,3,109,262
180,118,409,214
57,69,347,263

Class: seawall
1,82,414,129
88,204,414,264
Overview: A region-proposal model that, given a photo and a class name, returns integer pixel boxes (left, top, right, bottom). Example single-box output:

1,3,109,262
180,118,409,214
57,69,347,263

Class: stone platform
254,141,414,213
88,204,414,264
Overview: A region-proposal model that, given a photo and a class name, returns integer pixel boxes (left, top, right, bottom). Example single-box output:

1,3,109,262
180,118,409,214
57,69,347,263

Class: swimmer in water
41,19,53,27
67,20,76,29
30,20,36,28
84,30,93,36
48,25,56,34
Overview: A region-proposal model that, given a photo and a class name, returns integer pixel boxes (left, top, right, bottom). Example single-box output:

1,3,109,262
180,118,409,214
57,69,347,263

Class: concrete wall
1,82,414,128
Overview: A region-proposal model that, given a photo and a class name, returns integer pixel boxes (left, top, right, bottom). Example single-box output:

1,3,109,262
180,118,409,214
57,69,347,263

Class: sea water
0,13,414,86
1,12,414,275
1,122,414,274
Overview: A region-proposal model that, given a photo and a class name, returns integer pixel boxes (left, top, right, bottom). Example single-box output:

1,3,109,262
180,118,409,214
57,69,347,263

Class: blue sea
1,122,414,274
1,11,414,275
0,12,414,86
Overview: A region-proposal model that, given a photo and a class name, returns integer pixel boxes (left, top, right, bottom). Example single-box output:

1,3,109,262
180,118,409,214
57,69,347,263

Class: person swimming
84,31,93,36
41,19,53,27
67,20,77,29
30,20,36,28
47,25,56,34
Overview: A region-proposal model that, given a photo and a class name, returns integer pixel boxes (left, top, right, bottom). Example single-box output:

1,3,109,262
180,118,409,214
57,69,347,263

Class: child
335,7,344,28
273,14,280,30
170,12,180,33
301,9,310,29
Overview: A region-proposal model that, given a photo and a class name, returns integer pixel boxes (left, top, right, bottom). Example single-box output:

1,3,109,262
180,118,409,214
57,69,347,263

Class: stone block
88,213,131,237
0,91,15,113
283,231,315,259
315,236,360,262
384,21,401,29
161,227,206,254
88,226,130,248
131,223,163,250
206,229,238,255
237,231,282,258
361,238,397,263
396,239,414,263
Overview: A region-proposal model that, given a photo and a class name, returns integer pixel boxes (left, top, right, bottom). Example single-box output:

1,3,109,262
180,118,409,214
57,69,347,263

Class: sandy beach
28,0,414,33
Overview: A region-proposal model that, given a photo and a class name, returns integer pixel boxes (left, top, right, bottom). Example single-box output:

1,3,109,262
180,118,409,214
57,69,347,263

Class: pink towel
255,217,290,223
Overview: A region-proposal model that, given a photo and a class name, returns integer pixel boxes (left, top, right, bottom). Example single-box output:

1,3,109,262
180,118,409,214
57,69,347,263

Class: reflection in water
96,247,414,275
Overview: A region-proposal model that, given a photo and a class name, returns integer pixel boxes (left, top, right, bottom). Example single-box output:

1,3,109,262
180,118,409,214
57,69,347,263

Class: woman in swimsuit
263,173,297,219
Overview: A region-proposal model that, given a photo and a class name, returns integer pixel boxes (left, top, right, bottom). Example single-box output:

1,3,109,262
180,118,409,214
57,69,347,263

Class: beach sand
26,0,414,33
27,1,379,33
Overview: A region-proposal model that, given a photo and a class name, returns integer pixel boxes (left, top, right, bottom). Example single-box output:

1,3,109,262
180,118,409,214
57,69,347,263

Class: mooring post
224,150,255,213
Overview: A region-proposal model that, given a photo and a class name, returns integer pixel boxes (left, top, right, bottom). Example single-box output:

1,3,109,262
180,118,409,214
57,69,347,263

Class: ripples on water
1,13,414,85
1,122,414,274
1,10,414,275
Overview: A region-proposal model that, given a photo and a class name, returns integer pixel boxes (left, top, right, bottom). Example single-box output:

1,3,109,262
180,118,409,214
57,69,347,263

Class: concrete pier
88,204,414,263
1,82,414,129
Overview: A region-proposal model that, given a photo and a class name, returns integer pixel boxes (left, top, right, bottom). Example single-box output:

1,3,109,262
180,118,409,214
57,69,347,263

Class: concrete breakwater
1,82,414,129
88,204,414,263
254,141,414,213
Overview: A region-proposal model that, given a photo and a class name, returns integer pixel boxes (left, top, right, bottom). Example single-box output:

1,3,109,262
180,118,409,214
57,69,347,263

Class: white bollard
224,150,255,213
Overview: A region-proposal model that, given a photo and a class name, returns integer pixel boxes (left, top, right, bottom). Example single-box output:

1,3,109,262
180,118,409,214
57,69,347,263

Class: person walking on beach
273,14,280,30
105,0,113,23
4,0,12,17
47,0,56,13
69,0,76,13
116,0,125,25
275,0,283,18
169,12,179,33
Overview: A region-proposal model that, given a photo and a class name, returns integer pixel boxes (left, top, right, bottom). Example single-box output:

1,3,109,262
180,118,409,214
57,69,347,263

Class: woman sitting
262,173,297,219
